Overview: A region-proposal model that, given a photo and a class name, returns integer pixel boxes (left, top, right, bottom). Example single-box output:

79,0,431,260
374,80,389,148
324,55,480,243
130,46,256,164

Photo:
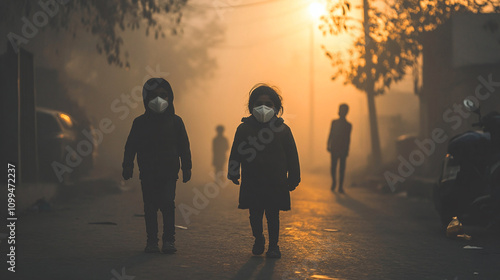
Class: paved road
1,172,499,280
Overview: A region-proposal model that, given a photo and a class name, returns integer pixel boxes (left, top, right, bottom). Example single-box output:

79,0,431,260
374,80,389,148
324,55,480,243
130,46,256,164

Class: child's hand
230,178,239,185
182,169,191,183
122,167,133,180
227,174,240,185
287,178,299,191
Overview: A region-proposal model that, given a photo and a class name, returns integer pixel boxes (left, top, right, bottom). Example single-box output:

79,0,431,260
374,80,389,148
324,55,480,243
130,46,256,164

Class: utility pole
309,19,315,166
363,0,382,167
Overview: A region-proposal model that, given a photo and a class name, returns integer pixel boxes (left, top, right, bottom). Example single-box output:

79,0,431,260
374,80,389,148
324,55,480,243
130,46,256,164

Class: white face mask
252,105,275,123
148,96,169,114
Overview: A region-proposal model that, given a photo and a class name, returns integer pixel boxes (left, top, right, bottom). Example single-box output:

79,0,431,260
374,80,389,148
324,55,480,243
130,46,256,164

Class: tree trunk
366,88,382,167
363,0,382,167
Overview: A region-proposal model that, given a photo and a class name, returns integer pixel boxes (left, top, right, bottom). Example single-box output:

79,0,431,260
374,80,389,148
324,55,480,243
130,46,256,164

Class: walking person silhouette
212,125,229,176
327,104,352,193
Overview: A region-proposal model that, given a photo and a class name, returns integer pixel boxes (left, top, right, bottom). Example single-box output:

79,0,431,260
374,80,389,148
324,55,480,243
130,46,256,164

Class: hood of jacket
142,78,175,116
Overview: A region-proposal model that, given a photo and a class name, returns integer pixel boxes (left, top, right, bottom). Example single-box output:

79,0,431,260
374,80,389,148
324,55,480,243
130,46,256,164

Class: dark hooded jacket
122,78,191,180
228,115,300,210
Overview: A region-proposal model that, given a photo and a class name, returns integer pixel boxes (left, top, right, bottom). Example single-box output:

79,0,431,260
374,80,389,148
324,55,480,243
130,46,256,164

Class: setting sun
308,1,327,18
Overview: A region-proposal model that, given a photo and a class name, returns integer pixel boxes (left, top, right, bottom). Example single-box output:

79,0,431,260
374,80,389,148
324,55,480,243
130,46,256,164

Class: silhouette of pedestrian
122,78,192,254
212,125,229,176
228,84,300,259
327,103,352,193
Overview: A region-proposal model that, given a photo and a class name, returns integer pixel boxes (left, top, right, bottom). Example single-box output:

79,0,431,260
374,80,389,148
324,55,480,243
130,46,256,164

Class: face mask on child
148,96,169,114
252,105,275,123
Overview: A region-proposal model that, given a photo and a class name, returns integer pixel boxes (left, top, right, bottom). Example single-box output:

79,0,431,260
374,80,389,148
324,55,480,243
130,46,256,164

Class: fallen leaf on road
446,217,463,238
323,229,340,232
463,245,483,250
456,234,472,240
175,225,188,230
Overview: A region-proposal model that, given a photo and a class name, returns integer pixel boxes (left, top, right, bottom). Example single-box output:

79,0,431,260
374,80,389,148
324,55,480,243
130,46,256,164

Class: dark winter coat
122,79,191,180
228,115,300,211
327,117,352,157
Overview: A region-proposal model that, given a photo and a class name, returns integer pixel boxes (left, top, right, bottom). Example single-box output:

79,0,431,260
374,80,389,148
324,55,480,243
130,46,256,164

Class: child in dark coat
228,84,300,258
122,78,192,254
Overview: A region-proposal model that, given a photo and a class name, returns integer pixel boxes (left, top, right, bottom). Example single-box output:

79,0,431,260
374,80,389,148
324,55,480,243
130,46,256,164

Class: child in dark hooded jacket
122,78,191,254
228,84,300,258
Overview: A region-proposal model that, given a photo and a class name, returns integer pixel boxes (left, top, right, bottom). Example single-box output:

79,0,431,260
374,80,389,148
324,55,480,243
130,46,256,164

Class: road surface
1,172,499,280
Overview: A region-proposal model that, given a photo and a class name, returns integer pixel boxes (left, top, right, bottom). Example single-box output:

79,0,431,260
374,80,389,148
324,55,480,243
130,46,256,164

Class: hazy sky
2,0,420,182
175,0,419,176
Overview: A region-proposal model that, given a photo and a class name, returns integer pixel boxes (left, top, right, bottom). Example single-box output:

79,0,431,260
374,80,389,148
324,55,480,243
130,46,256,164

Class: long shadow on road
232,256,278,280
333,191,382,219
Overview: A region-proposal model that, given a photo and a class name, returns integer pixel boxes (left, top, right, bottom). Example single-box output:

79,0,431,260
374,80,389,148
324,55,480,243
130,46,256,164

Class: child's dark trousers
249,208,280,247
141,178,177,245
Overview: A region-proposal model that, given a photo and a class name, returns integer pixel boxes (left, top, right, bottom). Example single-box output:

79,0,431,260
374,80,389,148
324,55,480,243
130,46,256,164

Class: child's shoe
144,243,160,253
266,245,281,258
162,241,177,254
252,235,265,255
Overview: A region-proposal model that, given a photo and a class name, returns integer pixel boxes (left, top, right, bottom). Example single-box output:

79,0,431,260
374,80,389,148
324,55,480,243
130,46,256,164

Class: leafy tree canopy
320,0,500,95
1,0,188,67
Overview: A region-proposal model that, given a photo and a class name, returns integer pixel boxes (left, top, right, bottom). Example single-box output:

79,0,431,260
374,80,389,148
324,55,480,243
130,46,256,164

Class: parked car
36,107,97,184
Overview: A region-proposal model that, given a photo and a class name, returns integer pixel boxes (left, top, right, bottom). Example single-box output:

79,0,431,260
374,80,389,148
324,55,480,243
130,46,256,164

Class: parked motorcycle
433,99,500,228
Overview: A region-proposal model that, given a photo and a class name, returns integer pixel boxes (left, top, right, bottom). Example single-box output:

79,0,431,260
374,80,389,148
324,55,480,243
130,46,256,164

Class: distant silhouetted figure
122,78,192,254
327,104,352,193
228,84,300,259
212,125,229,175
